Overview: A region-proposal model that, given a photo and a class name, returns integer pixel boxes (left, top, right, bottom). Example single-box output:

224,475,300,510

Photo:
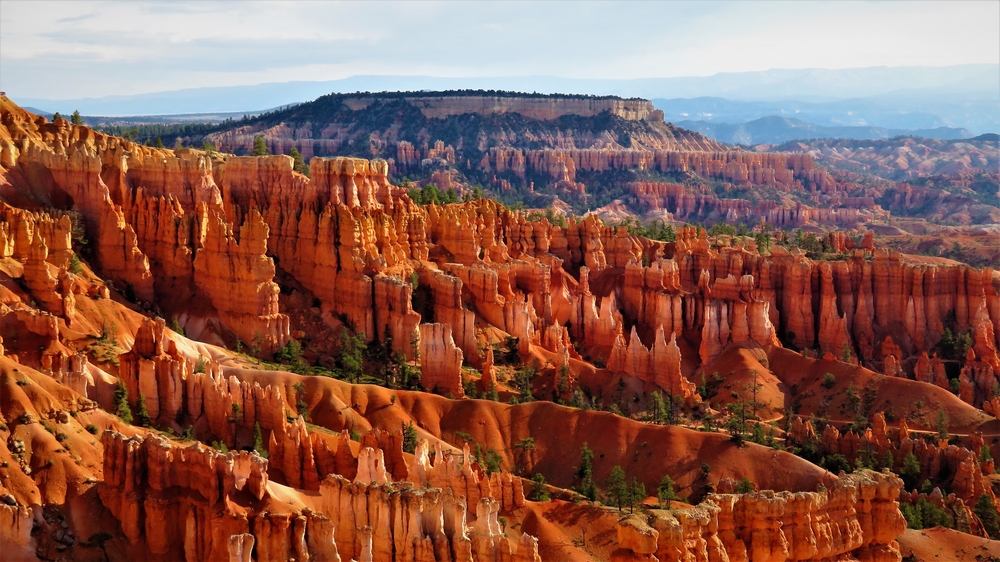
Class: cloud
56,12,99,24
1,0,997,99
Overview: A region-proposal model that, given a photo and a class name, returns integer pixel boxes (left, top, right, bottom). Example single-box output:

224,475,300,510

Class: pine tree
70,110,83,125
557,364,570,395
114,380,133,424
974,493,1000,539
935,407,949,440
252,136,269,156
339,328,366,383
53,111,62,121
134,393,151,427
657,474,677,507
289,147,306,174
626,477,645,513
649,390,666,424
606,465,627,510
577,442,597,500
402,421,418,453
901,452,922,490
154,137,164,149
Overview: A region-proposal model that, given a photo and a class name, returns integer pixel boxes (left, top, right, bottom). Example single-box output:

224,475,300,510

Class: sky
1,0,998,100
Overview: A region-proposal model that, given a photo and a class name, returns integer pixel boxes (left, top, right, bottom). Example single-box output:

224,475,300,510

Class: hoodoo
1,87,999,562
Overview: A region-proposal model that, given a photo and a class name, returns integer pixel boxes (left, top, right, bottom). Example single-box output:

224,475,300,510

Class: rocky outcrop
118,317,191,423
98,426,539,562
607,325,698,405
627,181,877,226
193,206,289,353
412,439,526,514
617,470,905,562
419,323,465,397
0,503,35,562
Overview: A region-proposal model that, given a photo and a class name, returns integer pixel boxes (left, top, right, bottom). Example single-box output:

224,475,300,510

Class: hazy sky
1,0,998,99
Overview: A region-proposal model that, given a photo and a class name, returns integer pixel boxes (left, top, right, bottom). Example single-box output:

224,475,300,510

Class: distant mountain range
674,115,974,145
653,93,999,135
9,65,998,133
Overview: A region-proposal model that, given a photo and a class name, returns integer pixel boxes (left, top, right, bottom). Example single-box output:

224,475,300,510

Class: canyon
113,90,998,239
1,93,1000,561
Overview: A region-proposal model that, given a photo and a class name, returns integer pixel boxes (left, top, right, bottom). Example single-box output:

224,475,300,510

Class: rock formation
2,95,995,562
616,470,906,562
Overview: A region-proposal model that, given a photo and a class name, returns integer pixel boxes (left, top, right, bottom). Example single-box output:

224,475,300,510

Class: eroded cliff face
189,92,886,228
4,95,999,415
2,96,995,561
97,419,539,561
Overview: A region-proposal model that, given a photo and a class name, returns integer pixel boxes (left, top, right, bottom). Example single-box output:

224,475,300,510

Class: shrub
821,454,851,474
821,373,836,389
735,477,755,494
530,473,550,501
86,424,99,435
68,253,83,274
274,339,303,365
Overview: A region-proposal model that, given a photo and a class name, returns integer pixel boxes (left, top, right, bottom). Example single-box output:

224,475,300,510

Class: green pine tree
935,407,949,440
606,465,627,510
339,328,366,383
70,110,83,125
657,474,677,507
402,421,418,453
134,393,151,427
289,147,306,174
901,452,922,490
626,477,645,513
974,494,1000,539
113,380,133,424
577,442,597,500
252,136,269,156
